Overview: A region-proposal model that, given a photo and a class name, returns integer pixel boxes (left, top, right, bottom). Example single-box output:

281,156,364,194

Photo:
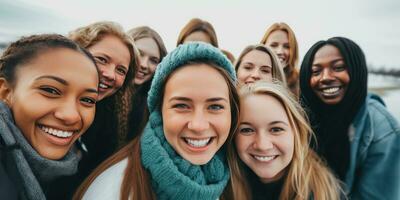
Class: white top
82,158,128,200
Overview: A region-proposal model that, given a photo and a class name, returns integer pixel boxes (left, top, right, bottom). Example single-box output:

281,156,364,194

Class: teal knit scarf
140,110,230,200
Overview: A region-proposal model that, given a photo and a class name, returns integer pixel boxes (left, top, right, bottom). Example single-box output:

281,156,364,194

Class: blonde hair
69,21,140,148
260,22,299,96
224,82,343,200
235,44,287,87
176,18,219,47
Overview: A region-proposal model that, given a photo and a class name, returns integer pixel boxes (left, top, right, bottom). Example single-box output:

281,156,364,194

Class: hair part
224,81,343,200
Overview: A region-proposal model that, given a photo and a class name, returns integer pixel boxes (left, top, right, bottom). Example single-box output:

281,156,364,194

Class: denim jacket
345,94,400,200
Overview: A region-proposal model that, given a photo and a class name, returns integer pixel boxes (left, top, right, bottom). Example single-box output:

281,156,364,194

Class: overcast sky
1,0,399,69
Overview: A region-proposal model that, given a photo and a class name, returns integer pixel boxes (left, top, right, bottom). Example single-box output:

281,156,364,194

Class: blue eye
172,103,189,109
209,104,224,111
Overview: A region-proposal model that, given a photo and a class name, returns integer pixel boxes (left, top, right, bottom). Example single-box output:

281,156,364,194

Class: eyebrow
168,96,228,103
269,121,289,126
239,122,252,126
35,75,98,94
260,65,272,69
36,75,68,85
313,58,344,66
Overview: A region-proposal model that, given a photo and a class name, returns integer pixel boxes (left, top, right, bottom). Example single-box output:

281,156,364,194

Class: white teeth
322,87,339,94
185,138,211,148
40,125,73,138
99,83,109,89
253,155,275,162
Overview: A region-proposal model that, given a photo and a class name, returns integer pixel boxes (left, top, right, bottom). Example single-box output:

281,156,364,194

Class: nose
320,68,334,83
276,46,284,55
139,55,149,70
188,110,210,132
100,65,116,81
54,99,81,125
250,69,261,80
253,133,274,151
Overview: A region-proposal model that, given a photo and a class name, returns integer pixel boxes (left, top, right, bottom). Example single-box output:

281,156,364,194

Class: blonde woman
223,82,343,200
260,22,299,96
235,44,286,86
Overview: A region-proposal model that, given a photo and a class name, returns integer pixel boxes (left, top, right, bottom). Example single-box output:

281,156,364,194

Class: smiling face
162,64,231,165
237,50,273,85
183,31,212,45
88,34,130,100
265,30,290,68
5,48,98,160
310,44,350,105
235,94,294,183
134,37,161,85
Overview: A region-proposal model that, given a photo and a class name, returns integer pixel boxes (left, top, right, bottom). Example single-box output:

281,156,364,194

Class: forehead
17,48,98,83
135,37,160,57
241,94,289,123
267,30,288,42
242,50,271,63
88,34,131,63
313,45,343,64
163,63,229,98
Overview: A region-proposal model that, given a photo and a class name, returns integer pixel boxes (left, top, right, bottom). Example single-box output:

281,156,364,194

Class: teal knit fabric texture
140,42,236,199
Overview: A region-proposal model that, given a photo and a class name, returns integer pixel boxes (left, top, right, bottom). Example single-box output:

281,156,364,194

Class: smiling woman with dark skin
300,37,400,199
0,34,99,200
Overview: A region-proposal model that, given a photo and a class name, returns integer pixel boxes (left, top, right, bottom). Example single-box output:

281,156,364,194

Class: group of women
0,17,399,200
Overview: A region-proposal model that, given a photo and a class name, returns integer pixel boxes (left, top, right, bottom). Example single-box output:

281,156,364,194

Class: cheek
149,64,157,74
309,77,318,88
237,69,248,81
215,112,231,139
262,73,273,81
81,108,96,132
116,74,127,88
162,111,183,138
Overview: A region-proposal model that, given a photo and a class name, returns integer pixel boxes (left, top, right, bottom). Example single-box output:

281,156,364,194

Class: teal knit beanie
147,42,236,113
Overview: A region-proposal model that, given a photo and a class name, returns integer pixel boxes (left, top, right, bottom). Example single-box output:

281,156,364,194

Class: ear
0,78,13,106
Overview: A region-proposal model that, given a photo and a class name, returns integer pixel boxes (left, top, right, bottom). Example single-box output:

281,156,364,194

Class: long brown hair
260,22,299,96
176,18,219,47
224,82,343,200
74,61,240,200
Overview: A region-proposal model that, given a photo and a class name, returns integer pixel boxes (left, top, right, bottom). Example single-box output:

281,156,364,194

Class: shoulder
365,94,400,140
82,158,128,200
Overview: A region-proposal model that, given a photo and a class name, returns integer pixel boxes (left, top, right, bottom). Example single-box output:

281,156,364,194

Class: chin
186,156,213,165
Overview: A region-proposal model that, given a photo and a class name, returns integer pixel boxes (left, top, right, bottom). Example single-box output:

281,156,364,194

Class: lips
318,86,342,98
252,154,277,162
99,80,111,90
135,71,148,79
38,124,77,138
182,137,214,151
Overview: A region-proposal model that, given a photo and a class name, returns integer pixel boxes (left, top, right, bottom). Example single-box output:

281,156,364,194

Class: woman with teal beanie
74,42,240,200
